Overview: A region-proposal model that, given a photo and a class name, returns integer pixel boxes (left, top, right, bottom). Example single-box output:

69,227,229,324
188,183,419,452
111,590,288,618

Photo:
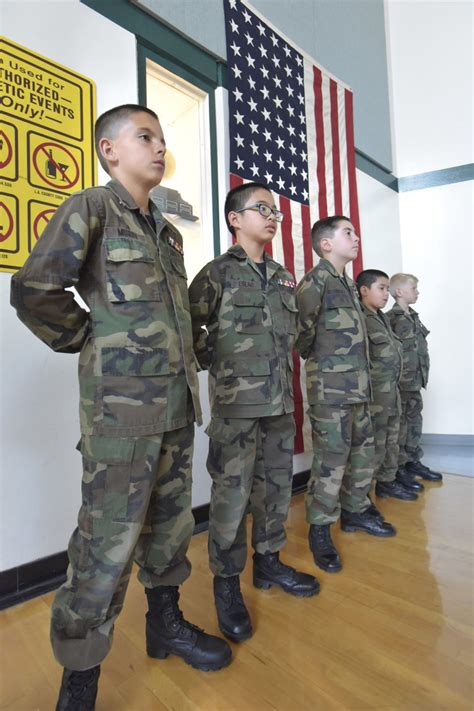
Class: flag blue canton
224,0,310,205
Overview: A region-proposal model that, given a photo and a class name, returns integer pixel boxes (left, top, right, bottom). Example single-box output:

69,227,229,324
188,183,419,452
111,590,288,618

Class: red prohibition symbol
0,202,14,242
33,208,56,241
0,131,13,170
32,142,80,190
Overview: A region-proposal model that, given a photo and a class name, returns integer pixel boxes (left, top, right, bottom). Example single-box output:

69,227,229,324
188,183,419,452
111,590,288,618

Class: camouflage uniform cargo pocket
216,358,272,405
233,291,266,334
368,331,391,358
280,289,298,334
104,233,161,303
319,354,364,400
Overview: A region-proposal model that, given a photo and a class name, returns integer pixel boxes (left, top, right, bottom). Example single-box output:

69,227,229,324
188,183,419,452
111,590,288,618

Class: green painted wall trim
398,164,474,192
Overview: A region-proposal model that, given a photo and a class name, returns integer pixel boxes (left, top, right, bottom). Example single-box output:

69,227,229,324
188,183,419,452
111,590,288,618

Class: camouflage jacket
387,303,430,391
362,304,403,414
295,259,371,405
188,244,297,418
10,179,202,436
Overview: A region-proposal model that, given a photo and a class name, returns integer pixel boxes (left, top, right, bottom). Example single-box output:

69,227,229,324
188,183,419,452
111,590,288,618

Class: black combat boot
146,586,232,671
405,460,443,481
340,509,396,537
56,666,100,711
308,524,342,573
253,552,320,597
375,480,418,501
214,575,253,642
396,466,425,492
366,495,385,523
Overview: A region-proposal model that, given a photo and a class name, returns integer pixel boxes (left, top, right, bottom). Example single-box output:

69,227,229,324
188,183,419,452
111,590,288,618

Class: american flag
224,0,363,453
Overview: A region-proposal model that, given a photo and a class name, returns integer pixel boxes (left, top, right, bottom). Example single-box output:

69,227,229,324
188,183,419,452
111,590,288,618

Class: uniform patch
276,278,296,289
168,235,184,255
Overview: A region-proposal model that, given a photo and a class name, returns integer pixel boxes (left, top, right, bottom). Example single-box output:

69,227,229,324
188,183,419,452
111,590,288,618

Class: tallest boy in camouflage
11,104,231,711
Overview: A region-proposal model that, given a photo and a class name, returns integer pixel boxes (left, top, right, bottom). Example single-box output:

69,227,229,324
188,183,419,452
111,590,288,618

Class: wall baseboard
0,470,310,610
421,434,474,447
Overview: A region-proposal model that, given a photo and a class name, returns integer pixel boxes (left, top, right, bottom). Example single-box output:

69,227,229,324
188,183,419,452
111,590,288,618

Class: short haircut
389,272,418,297
356,269,389,295
94,104,158,173
224,182,272,235
311,215,352,258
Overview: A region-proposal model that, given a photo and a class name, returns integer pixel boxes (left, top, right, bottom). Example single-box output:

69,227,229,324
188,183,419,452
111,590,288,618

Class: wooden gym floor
0,473,472,710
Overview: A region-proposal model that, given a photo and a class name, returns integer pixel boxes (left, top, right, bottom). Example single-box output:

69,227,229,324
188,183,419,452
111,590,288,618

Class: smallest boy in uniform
189,182,319,644
388,274,442,484
296,217,397,575
356,270,418,501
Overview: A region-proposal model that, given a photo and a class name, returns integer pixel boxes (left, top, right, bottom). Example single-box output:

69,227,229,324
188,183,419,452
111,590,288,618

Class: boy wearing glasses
189,182,319,644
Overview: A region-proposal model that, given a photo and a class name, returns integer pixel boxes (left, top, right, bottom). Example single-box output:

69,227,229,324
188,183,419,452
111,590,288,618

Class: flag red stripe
330,80,343,215
313,67,327,218
279,196,305,454
301,203,313,274
344,90,363,277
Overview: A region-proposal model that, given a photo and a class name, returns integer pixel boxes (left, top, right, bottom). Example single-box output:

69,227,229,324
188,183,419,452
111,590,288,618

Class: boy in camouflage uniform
11,105,231,711
296,217,397,574
388,273,442,485
189,182,319,644
356,269,418,501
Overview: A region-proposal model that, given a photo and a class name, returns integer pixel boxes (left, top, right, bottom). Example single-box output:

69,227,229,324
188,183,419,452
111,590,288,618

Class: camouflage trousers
51,424,195,671
306,403,373,524
207,414,295,577
398,390,424,465
369,404,401,483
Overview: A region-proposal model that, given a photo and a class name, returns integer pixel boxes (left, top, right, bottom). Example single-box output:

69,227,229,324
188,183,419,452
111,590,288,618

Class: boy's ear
359,284,369,299
227,211,240,232
98,137,116,166
319,236,332,254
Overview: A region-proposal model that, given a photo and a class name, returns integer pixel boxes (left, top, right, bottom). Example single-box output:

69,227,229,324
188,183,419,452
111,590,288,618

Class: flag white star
260,86,270,100
296,74,303,86
264,171,273,182
229,0,237,8
233,87,243,101
235,156,244,170
284,45,291,57
277,177,285,190
249,120,259,133
296,55,303,66
284,65,292,77
257,22,266,35
289,163,297,175
234,133,245,147
286,85,294,97
276,115,284,128
289,183,297,195
230,19,239,33
232,65,242,79
230,42,241,56
287,125,296,136
244,32,254,45
250,141,259,154
274,96,283,109
272,76,282,88
248,76,256,89
234,110,244,124
263,128,272,141
264,149,272,161
248,97,258,111
277,156,285,170
299,130,306,142
260,65,269,79
270,33,279,46
275,136,284,149
243,8,252,22
258,44,268,58
262,107,271,120
302,188,309,201
250,163,259,176
246,54,256,68
271,55,280,68
301,168,308,180
289,143,297,155
297,93,304,104
287,106,295,117
300,149,307,161
299,112,305,123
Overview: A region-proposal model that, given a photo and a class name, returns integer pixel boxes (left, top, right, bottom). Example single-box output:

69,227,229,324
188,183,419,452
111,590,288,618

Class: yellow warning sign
0,36,96,272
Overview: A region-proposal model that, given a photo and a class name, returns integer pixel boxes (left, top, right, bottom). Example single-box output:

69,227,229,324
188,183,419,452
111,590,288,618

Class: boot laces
222,576,246,610
159,589,203,639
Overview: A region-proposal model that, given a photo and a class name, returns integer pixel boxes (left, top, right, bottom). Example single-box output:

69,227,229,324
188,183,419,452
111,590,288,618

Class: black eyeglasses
235,202,284,222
